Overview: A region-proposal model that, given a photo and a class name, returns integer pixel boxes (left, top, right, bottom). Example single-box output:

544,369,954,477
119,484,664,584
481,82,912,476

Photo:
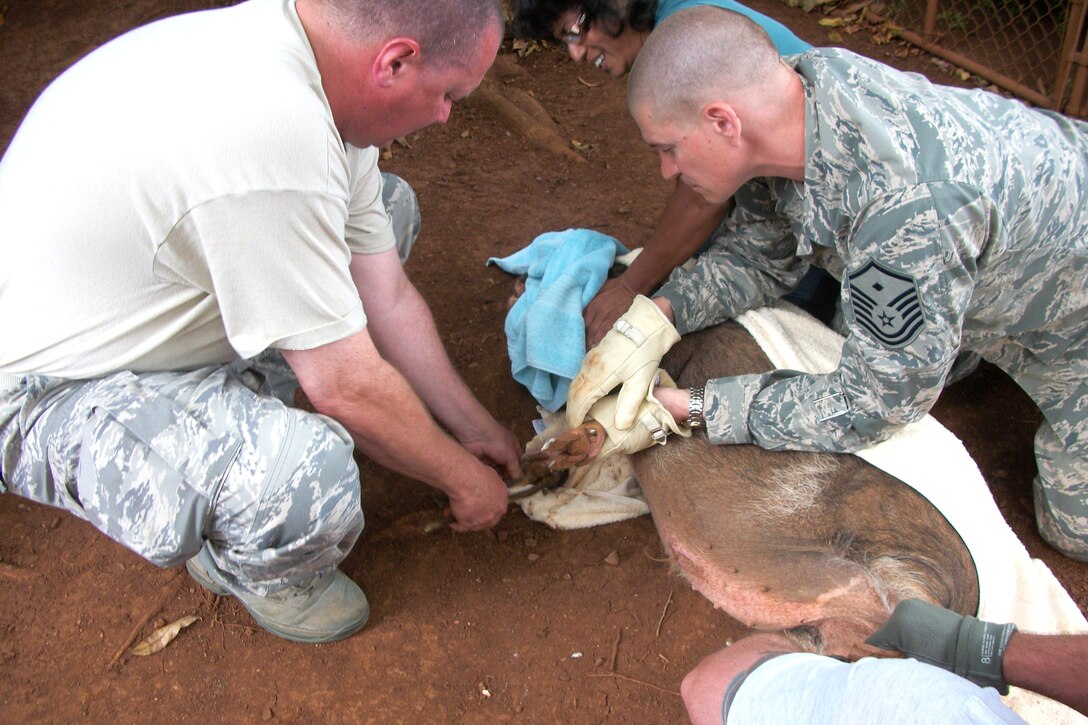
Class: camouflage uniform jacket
655,48,1088,452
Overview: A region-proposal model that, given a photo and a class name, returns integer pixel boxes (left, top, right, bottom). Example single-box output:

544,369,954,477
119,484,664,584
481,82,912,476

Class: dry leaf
603,550,620,566
833,0,873,17
801,0,839,12
869,28,896,45
127,615,199,657
510,38,542,58
394,136,412,148
577,77,603,88
818,17,848,27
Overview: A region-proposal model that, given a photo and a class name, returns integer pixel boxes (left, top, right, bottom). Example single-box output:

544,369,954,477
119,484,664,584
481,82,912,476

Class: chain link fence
866,0,1087,116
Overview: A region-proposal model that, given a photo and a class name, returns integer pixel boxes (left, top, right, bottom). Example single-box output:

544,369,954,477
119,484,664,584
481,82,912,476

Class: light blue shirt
728,653,1025,724
656,0,811,54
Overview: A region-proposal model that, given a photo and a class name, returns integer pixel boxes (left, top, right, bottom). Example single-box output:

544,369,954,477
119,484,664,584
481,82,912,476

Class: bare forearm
313,359,507,530
621,183,730,294
347,250,521,485
363,275,493,437
582,186,723,347
303,352,481,495
1002,632,1088,715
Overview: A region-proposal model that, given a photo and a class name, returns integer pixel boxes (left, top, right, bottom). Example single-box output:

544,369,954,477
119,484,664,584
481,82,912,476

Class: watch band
685,385,705,429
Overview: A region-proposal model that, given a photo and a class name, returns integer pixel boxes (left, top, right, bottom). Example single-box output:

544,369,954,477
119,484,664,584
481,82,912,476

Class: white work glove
587,370,690,459
567,295,680,430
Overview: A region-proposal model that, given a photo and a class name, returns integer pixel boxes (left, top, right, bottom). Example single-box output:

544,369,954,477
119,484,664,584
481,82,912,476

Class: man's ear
373,38,421,88
703,101,741,143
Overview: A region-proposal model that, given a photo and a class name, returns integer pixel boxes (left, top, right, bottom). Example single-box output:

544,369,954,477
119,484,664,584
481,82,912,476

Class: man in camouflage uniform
0,0,521,644
568,6,1088,561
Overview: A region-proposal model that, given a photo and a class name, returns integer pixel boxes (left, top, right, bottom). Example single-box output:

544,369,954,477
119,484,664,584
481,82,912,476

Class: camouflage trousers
990,340,1088,563
0,173,420,595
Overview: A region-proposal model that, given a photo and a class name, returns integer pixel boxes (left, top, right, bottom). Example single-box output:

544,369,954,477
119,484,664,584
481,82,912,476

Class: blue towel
487,229,628,412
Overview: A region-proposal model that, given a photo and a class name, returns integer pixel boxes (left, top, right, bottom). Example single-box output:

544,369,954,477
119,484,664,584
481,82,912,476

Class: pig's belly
660,525,889,632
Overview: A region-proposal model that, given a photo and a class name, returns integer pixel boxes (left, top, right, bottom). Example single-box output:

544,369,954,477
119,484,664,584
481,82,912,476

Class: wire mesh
874,0,1082,113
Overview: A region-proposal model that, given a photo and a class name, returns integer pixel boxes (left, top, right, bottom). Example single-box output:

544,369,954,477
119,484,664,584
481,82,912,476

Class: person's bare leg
681,632,801,725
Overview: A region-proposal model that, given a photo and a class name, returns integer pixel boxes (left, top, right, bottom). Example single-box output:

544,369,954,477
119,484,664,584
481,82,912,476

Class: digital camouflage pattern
0,174,422,591
654,49,1088,559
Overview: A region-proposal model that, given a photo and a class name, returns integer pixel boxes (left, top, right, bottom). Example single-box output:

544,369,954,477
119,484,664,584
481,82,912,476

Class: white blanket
519,303,1087,723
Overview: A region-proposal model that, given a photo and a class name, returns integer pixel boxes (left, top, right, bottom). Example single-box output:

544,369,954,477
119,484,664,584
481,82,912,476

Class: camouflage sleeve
704,182,992,452
657,182,808,335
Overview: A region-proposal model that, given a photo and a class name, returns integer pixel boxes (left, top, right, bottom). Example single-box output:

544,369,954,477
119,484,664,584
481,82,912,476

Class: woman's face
551,7,647,77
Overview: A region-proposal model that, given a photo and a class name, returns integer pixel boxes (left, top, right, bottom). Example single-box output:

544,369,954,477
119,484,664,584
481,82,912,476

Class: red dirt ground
1,1,1085,722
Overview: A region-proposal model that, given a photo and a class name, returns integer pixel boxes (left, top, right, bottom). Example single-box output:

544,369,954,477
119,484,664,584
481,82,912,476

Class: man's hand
865,599,1017,694
584,277,637,348
458,421,524,481
446,462,510,532
567,295,680,430
582,182,730,349
587,370,690,458
442,415,522,530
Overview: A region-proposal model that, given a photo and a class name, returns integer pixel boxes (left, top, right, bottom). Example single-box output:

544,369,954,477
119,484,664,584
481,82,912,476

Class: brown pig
630,320,979,658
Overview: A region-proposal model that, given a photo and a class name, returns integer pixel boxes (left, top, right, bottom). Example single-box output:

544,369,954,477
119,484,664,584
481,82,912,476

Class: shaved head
318,0,504,67
628,6,780,124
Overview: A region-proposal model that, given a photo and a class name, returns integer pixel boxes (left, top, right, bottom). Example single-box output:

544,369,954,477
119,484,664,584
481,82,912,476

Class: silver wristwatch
685,385,705,429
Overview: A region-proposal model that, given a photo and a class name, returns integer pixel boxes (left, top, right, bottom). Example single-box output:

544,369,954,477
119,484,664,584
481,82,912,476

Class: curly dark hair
510,0,657,41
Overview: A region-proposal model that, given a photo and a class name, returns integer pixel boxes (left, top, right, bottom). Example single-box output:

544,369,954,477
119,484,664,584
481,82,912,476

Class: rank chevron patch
845,258,926,348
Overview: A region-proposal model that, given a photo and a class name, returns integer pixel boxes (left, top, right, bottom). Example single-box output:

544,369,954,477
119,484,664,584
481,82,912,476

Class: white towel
517,411,648,529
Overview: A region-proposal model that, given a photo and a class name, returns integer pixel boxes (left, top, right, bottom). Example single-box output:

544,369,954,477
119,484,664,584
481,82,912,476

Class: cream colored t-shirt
0,0,394,379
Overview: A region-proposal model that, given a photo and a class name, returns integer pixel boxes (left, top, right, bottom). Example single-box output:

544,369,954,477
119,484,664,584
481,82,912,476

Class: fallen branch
831,0,872,16
0,561,36,581
487,80,564,136
486,55,531,83
587,671,679,696
655,590,674,636
105,569,186,670
608,627,622,671
641,545,670,563
466,80,586,163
